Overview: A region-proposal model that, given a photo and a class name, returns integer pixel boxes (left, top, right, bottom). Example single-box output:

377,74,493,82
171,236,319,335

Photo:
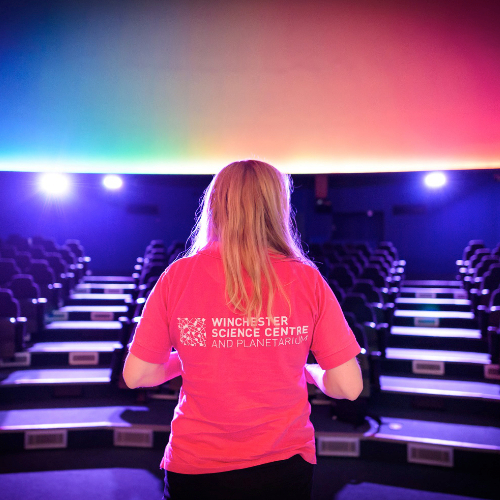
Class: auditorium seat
321,242,341,264
32,235,59,253
166,240,185,260
5,234,31,252
58,246,81,278
0,288,26,358
353,242,372,260
8,274,46,335
368,257,392,279
27,259,61,310
46,252,75,299
459,248,491,281
145,240,166,254
359,265,388,289
65,239,90,276
13,251,32,274
340,256,363,277
464,255,500,291
472,263,500,309
142,252,168,269
344,313,369,353
167,249,184,265
314,257,333,280
351,279,383,304
307,243,323,262
130,278,157,318
0,258,22,287
456,240,485,268
492,242,500,257
485,288,500,323
350,278,394,322
329,264,355,291
342,293,377,324
327,278,345,303
29,245,49,260
0,245,18,259
137,263,165,288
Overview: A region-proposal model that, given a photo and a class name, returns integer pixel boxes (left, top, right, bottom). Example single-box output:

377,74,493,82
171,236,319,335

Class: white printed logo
178,318,207,347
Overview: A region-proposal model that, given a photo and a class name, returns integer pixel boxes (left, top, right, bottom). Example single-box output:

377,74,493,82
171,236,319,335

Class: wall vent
484,364,500,380
0,352,31,368
415,317,439,327
91,311,114,321
412,360,445,376
114,429,154,448
25,430,68,450
317,436,360,457
407,443,453,467
69,352,99,366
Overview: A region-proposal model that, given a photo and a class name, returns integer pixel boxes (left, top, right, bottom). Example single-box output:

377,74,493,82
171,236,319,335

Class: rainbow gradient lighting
1,0,499,175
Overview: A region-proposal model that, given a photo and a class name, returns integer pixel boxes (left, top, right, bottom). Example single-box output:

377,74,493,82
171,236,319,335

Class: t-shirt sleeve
129,271,172,364
310,272,361,370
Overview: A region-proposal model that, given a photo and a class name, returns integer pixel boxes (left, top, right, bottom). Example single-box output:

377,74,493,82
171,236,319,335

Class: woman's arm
123,350,182,389
305,357,363,400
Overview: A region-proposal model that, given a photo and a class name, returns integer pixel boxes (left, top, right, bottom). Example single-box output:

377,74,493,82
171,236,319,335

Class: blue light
424,172,447,188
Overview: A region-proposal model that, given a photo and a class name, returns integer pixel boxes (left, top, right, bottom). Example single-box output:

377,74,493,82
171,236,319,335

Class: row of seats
128,240,185,319
309,241,404,353
0,235,89,306
309,241,404,293
125,240,404,353
456,240,500,337
118,239,402,407
0,234,89,359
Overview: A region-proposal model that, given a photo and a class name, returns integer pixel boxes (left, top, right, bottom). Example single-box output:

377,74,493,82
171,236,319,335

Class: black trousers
163,454,314,500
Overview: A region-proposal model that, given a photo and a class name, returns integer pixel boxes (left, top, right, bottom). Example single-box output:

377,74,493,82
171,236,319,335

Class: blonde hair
186,160,315,319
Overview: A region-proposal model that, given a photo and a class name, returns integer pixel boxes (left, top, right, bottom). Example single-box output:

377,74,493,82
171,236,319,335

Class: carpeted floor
0,468,164,500
0,468,492,500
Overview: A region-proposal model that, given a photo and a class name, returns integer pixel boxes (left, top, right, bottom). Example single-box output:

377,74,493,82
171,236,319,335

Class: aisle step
382,348,494,380
0,404,173,431
0,368,112,386
23,341,122,368
389,326,486,352
374,416,500,451
83,276,136,284
399,287,468,299
41,321,126,342
402,280,463,288
395,297,472,312
379,375,500,401
393,310,477,329
75,283,137,294
48,305,129,322
66,293,133,306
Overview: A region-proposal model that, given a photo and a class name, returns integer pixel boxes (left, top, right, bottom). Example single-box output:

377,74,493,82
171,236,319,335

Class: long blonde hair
186,160,314,318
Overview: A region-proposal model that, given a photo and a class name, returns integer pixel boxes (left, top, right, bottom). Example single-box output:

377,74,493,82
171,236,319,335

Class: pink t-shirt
129,243,361,474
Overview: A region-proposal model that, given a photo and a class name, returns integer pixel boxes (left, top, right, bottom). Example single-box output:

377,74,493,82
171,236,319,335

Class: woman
123,160,362,500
